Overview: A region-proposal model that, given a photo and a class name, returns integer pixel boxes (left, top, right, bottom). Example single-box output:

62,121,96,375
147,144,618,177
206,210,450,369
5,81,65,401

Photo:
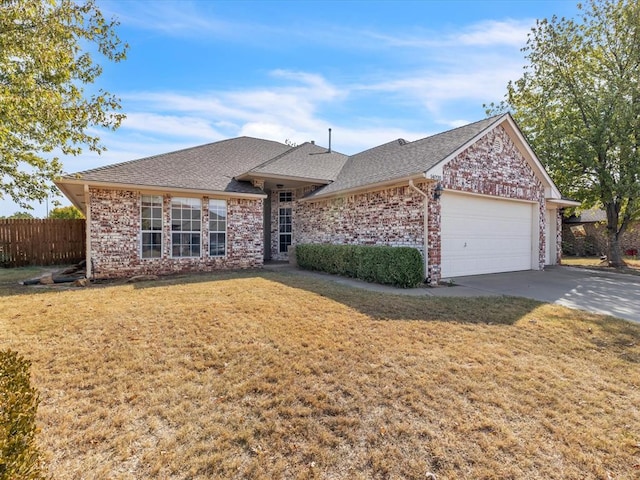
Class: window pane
210,232,226,256
141,195,163,259
208,199,227,258
171,198,202,257
279,191,292,202
279,234,292,253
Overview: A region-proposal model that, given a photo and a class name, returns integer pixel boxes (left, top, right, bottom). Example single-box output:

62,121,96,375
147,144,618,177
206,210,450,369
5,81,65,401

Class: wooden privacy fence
0,219,85,267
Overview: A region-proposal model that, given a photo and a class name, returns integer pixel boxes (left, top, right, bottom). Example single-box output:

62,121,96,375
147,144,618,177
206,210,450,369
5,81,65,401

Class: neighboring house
55,113,577,284
563,208,640,257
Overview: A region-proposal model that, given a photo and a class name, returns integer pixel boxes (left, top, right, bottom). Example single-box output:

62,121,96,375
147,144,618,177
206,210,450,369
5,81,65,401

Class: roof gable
306,115,504,199
241,142,349,183
425,114,561,199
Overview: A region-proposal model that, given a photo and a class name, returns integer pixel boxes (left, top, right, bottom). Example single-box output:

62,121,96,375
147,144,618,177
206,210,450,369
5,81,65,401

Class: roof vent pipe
328,128,332,153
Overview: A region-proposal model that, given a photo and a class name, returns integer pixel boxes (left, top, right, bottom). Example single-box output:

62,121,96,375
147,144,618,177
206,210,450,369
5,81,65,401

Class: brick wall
88,188,263,279
289,125,550,284
293,182,428,270
442,125,548,270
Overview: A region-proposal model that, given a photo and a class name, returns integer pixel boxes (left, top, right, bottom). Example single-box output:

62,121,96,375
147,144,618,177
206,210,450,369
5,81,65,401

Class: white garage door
440,192,535,278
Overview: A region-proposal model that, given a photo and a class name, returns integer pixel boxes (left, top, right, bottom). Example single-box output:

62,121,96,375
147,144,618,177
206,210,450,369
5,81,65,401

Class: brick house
562,208,640,257
55,114,577,283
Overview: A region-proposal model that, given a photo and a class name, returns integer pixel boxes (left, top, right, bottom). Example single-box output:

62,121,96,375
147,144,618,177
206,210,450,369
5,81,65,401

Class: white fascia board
235,173,332,184
299,174,432,202
54,178,267,200
547,198,581,208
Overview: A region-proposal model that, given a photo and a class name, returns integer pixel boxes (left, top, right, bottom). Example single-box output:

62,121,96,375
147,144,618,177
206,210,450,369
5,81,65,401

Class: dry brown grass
1,268,640,479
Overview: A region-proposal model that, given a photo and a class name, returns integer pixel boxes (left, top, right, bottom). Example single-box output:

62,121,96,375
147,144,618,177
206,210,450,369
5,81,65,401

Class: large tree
0,0,127,208
491,0,640,267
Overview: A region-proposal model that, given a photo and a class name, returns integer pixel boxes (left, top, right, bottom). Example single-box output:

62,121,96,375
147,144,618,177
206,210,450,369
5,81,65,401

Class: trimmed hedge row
0,350,46,480
295,244,424,288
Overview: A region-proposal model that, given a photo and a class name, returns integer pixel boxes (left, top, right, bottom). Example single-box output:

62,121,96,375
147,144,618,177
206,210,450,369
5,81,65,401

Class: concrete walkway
263,263,640,323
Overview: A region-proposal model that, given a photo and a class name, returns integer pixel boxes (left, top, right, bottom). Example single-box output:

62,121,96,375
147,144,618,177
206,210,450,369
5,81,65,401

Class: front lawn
562,256,640,269
1,270,639,479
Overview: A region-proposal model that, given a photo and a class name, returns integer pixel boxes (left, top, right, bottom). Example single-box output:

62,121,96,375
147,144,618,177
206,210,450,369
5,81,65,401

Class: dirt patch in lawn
1,270,639,479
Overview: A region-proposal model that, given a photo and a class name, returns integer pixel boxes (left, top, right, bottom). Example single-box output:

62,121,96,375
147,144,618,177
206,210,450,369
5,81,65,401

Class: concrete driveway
266,263,640,323
452,266,640,323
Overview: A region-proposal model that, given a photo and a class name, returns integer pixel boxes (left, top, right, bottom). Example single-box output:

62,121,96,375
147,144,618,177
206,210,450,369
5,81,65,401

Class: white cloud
122,113,224,140
107,54,517,157
360,19,531,49
456,19,532,47
104,0,240,38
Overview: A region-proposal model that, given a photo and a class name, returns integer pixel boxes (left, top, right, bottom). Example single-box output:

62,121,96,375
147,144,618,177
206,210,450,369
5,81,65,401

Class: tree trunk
607,230,625,267
605,202,625,267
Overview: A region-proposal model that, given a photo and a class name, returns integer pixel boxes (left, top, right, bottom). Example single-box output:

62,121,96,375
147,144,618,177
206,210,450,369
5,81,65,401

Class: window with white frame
279,191,293,203
141,195,163,258
209,199,227,256
171,197,201,257
279,206,292,253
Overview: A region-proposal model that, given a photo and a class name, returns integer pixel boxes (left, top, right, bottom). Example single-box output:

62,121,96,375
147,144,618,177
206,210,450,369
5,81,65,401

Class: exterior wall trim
301,174,426,202
408,179,430,284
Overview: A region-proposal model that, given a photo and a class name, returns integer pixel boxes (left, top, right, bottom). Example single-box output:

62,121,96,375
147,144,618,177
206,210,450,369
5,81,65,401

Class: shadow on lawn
259,270,541,326
4,266,639,361
4,265,638,333
130,267,543,326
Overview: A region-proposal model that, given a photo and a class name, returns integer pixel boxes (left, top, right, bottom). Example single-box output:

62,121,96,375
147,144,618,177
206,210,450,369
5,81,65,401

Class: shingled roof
306,115,504,198
57,114,516,212
240,142,348,183
60,136,293,194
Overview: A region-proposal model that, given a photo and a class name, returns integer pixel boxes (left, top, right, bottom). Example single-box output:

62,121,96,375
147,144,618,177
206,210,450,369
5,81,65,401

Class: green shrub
296,244,424,288
0,350,46,480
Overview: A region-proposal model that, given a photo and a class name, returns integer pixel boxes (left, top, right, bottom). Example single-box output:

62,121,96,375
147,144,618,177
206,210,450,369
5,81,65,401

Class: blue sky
4,0,581,217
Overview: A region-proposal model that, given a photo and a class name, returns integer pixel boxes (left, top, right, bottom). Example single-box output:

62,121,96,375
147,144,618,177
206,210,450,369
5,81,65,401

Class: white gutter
55,178,268,200
84,184,92,279
408,179,430,284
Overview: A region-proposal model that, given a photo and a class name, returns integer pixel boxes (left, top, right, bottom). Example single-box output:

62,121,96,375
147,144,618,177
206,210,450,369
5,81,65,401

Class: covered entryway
440,192,537,278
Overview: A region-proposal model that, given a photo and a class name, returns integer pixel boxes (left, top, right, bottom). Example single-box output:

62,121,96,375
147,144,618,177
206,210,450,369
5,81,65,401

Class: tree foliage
0,0,127,208
47,205,83,219
1,211,34,219
489,0,640,266
0,350,46,480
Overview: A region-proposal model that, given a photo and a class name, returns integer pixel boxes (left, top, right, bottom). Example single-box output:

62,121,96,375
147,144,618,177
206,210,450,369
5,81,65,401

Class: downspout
408,179,429,284
84,184,92,279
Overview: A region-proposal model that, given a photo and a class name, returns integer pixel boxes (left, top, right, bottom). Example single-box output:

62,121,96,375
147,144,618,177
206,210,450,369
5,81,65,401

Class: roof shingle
306,115,504,198
245,142,348,182
62,137,293,194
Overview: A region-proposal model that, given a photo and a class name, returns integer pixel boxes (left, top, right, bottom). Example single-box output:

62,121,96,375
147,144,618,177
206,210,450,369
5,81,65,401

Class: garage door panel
441,193,534,277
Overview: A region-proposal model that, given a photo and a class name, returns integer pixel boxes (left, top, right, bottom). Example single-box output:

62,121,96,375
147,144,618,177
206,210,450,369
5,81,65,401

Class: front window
279,207,292,253
141,195,163,258
209,199,227,256
279,191,293,202
171,197,201,257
